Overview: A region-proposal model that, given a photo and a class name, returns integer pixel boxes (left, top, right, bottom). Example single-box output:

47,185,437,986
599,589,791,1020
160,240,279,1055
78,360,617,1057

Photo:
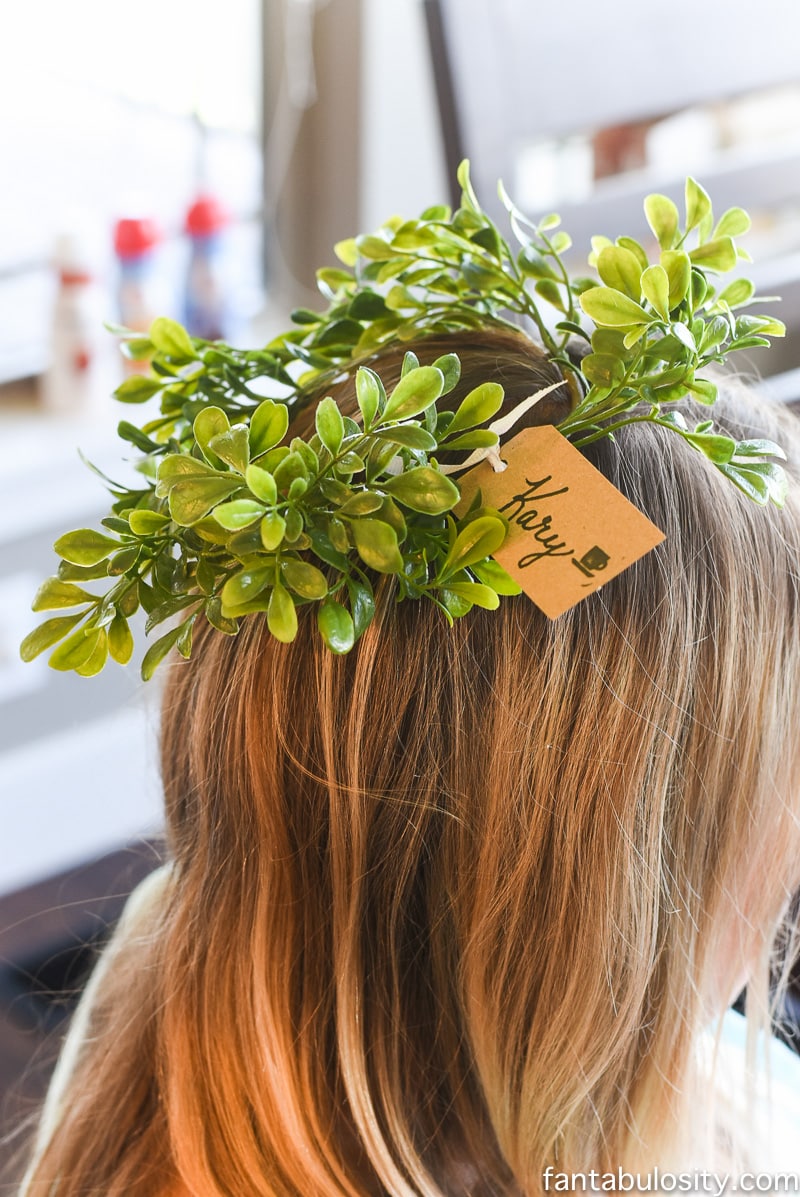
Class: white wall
360,0,448,233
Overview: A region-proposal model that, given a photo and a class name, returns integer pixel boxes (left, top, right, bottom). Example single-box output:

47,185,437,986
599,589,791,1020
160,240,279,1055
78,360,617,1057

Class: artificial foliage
22,163,788,678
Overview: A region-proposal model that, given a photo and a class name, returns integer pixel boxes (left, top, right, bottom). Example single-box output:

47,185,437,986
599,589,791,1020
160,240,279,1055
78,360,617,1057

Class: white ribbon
439,379,567,474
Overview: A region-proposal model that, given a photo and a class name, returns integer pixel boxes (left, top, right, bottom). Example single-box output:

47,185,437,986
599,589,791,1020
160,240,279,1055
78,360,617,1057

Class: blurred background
2,0,800,1180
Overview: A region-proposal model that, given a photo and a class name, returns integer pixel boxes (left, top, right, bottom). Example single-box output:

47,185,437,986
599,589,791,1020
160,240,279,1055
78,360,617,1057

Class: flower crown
21,163,787,678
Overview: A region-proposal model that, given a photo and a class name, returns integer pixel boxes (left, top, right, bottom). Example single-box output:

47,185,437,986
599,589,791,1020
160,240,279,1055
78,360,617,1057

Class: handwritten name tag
454,425,665,619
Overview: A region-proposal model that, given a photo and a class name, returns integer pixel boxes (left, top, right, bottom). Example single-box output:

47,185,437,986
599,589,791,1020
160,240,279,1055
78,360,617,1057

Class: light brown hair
20,329,800,1193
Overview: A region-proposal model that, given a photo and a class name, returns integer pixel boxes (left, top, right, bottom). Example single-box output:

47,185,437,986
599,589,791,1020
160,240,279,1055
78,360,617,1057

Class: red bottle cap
185,195,229,238
114,217,162,260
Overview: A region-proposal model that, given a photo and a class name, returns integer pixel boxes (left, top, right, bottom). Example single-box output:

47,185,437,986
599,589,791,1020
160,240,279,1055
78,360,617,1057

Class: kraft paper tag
454,425,665,619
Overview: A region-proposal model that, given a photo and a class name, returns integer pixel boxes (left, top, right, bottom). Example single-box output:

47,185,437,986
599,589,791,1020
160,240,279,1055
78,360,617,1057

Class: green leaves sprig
21,353,521,678
21,165,790,678
561,176,787,504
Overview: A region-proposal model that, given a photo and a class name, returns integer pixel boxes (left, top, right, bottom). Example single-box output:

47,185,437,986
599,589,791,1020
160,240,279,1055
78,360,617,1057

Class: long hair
20,329,800,1194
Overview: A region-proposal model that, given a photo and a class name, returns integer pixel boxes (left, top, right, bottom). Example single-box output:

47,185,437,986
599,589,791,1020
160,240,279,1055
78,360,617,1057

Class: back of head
151,328,800,1192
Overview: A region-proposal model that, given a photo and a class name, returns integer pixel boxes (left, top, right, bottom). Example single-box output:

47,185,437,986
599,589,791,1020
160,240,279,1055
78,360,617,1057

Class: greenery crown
21,162,788,679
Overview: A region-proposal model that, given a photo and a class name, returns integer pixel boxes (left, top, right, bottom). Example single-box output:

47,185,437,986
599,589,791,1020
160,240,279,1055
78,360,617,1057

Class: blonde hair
20,330,800,1194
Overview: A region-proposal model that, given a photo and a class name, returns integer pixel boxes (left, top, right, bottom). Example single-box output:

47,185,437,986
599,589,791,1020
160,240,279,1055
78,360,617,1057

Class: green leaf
194,406,230,464
421,203,450,220
349,289,390,323
149,316,195,360
268,582,298,642
168,475,242,526
250,399,289,457
447,382,504,435
141,625,184,680
684,432,735,464
373,424,437,451
20,613,85,661
356,367,384,429
699,315,728,353
732,439,786,462
54,529,120,566
108,614,134,664
384,467,460,515
749,316,786,338
290,306,323,325
685,177,712,234
431,353,461,393
317,599,355,653
457,158,480,212
381,366,445,422
441,581,500,609
671,322,697,353
213,499,266,530
355,234,397,261
689,237,736,272
579,287,651,328
644,193,679,249
128,510,170,536
438,588,471,618
351,519,404,573
317,266,357,296
281,559,329,599
588,235,613,267
306,530,345,574
347,577,375,639
241,464,275,506
716,463,771,505
616,236,649,272
339,491,384,516
534,279,566,312
119,337,154,362
640,265,670,321
222,566,271,608
205,597,239,635
208,425,250,474
690,270,708,309
591,329,633,358
716,278,754,309
440,515,508,578
470,558,522,595
519,248,558,279
596,246,642,300
176,618,194,660
581,354,626,387
441,430,499,451
102,545,139,576
261,512,287,551
686,378,717,405
622,326,647,350
49,627,106,673
334,237,359,266
721,461,787,507
315,396,345,455
74,629,109,677
117,420,161,453
32,579,97,611
555,320,590,343
327,517,350,554
284,506,304,542
113,375,163,404
714,207,751,238
401,351,420,378
274,451,309,495
660,250,692,309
